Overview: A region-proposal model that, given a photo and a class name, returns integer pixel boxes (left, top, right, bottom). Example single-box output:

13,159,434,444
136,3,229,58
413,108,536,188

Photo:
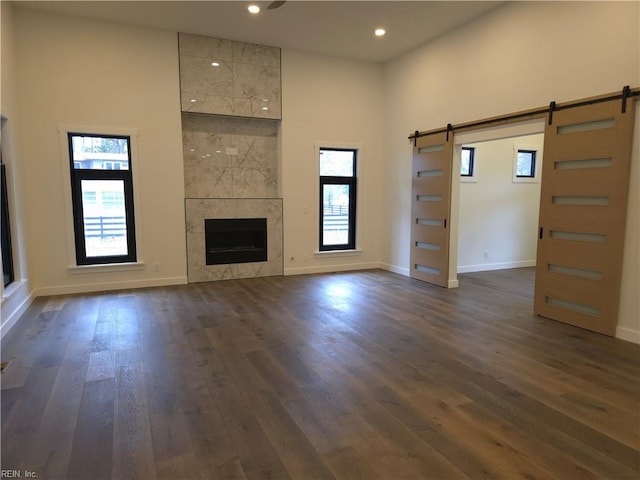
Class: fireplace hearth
205,218,267,265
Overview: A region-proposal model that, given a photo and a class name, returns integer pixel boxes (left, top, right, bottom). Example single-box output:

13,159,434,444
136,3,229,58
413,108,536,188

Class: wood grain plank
2,269,638,480
67,378,115,480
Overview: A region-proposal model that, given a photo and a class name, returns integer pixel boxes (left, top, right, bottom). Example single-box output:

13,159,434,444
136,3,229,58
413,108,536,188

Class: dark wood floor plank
302,341,470,479
2,268,638,480
409,387,561,479
443,367,640,479
67,377,116,480
209,381,292,480
458,400,605,480
149,407,193,463
113,363,156,480
248,388,336,479
373,385,502,479
28,340,91,478
321,446,386,480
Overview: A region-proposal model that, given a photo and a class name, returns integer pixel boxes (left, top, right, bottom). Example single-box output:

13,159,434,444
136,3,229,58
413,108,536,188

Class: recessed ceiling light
248,4,260,14
374,28,386,37
261,106,269,111
190,99,197,103
211,62,220,67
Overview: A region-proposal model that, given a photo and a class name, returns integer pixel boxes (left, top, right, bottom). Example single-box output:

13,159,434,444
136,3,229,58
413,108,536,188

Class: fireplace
205,218,267,265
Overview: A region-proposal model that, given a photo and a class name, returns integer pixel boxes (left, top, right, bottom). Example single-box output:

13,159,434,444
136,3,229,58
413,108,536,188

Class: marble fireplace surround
178,32,282,119
186,198,283,283
180,33,283,283
182,113,278,199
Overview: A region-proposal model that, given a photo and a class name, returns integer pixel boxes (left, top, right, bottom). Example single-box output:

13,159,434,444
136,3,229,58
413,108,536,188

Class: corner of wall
615,326,640,345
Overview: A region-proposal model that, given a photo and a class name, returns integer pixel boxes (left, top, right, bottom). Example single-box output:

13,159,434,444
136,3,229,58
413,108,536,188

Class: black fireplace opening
205,218,267,265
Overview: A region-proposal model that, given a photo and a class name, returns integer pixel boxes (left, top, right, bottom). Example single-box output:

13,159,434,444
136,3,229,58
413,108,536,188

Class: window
461,147,475,176
104,161,122,170
68,133,136,265
513,146,540,183
1,162,14,287
319,148,357,251
516,149,536,177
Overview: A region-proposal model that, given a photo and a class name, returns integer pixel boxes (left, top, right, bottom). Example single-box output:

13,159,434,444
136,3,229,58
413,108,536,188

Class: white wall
382,1,639,340
457,134,544,273
281,48,384,275
13,8,187,295
1,2,33,336
618,102,640,343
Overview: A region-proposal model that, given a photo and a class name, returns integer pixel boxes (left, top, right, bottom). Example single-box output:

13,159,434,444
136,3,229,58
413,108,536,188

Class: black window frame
1,162,15,287
319,147,357,251
515,149,537,178
461,146,475,177
68,132,137,265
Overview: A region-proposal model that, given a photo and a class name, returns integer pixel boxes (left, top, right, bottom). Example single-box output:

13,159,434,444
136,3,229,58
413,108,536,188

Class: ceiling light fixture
374,28,386,37
211,61,220,67
248,4,260,14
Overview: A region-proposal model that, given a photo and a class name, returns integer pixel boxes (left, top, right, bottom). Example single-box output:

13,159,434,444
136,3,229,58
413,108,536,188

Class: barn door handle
444,219,447,229
539,227,544,239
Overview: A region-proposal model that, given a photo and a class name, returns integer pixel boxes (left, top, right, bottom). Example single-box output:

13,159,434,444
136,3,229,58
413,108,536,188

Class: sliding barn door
410,132,453,287
534,99,635,336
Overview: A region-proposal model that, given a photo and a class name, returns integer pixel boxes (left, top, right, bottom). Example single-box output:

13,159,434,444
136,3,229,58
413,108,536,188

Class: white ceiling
13,0,505,63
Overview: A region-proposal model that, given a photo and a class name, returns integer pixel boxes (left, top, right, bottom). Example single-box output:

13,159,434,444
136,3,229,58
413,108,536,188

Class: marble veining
178,34,233,61
232,41,280,68
185,198,283,283
182,113,278,199
178,33,281,120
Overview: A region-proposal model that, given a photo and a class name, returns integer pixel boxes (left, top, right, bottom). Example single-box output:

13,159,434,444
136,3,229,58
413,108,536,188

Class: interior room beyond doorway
450,119,546,284
457,133,544,274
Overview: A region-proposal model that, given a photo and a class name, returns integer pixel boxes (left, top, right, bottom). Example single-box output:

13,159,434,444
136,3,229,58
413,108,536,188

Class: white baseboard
379,263,410,277
1,280,34,339
615,326,640,344
284,261,381,276
34,276,188,297
457,259,536,274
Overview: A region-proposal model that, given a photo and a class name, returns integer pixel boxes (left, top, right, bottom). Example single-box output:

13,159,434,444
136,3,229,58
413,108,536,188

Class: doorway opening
455,133,544,275
449,119,545,286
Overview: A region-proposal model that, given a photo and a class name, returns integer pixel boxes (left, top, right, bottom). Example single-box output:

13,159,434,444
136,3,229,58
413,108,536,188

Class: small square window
461,147,475,177
516,149,536,177
513,146,540,183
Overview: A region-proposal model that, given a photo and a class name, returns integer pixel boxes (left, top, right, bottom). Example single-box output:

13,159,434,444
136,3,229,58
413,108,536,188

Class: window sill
68,261,146,274
1,279,27,301
512,177,539,184
314,249,362,258
460,177,477,183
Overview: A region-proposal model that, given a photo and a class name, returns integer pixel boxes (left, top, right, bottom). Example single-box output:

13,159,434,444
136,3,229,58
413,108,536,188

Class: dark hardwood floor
1,268,639,479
